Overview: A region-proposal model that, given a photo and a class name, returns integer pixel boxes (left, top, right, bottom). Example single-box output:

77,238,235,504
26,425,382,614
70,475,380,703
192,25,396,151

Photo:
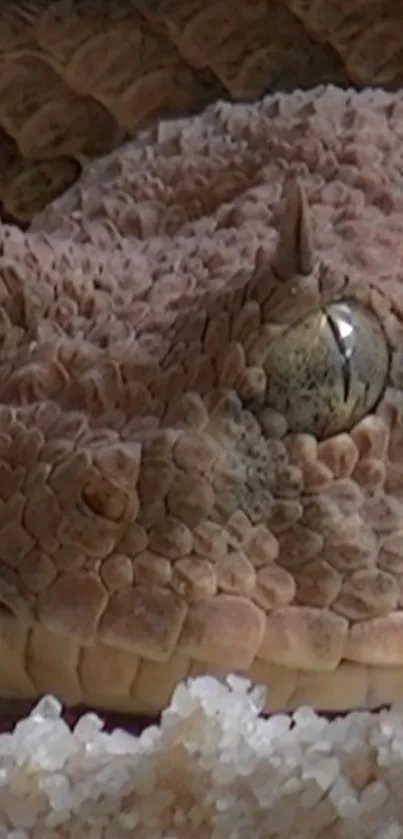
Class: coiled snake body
1,1,403,714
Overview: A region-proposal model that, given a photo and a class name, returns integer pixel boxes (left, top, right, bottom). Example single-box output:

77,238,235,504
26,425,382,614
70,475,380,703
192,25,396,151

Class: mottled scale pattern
283,0,403,85
0,1,402,224
1,87,403,713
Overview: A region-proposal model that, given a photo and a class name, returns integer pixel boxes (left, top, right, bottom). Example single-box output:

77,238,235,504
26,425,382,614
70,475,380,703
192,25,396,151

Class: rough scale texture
1,0,403,223
1,85,403,714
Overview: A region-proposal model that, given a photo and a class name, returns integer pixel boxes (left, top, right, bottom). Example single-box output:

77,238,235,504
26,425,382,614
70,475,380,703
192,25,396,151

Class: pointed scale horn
272,177,315,281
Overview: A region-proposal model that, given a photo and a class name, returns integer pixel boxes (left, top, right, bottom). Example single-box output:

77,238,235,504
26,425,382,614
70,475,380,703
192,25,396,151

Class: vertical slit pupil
326,312,351,403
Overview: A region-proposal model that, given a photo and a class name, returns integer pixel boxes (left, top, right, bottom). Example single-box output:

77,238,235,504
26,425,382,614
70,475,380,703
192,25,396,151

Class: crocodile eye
264,299,390,439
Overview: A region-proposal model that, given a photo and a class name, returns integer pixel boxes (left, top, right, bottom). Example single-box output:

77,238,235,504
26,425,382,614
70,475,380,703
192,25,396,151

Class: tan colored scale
1,1,403,226
2,85,403,714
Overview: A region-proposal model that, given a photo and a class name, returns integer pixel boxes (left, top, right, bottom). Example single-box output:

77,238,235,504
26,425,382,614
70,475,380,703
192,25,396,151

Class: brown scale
99,553,134,592
282,0,403,85
0,0,382,227
171,556,217,601
1,140,403,715
253,564,296,611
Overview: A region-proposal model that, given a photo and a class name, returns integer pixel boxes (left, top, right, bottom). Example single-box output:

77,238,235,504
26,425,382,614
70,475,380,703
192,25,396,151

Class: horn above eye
263,299,390,440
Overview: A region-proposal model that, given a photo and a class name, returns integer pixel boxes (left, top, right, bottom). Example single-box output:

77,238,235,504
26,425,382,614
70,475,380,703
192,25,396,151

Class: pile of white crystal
1,678,403,838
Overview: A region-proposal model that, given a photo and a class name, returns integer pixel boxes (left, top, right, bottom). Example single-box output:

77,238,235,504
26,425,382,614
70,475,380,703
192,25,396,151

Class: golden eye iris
263,300,390,439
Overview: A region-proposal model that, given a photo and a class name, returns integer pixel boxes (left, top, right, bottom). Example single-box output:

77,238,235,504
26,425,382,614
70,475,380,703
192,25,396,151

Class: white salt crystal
220,726,244,751
163,682,199,722
106,728,139,755
391,737,403,760
0,670,403,836
307,740,332,756
343,712,373,746
0,734,14,756
302,756,340,791
376,823,402,839
40,773,73,812
73,713,104,743
300,779,325,808
263,798,298,834
138,724,160,750
117,811,140,830
378,746,393,767
5,798,39,830
30,695,62,722
235,743,258,776
212,760,237,785
328,777,360,819
378,716,396,739
45,809,75,829
215,794,237,812
248,684,266,713
360,780,388,811
13,718,76,770
0,767,10,788
94,762,130,794
197,721,222,756
323,717,349,747
70,777,102,808
334,797,361,820
264,714,291,739
342,736,366,755
254,785,277,808
293,705,317,725
189,676,228,701
226,675,251,693
293,706,327,741
280,777,302,795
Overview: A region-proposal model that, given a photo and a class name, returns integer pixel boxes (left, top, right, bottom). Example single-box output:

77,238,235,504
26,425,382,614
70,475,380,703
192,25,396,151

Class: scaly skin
1,86,403,714
2,0,402,225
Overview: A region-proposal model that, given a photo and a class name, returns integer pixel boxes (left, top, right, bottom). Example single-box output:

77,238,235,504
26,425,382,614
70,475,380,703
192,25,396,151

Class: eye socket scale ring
263,299,390,440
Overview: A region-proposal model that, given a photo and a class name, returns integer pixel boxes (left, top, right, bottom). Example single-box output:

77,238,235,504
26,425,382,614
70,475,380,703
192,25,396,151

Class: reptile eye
264,299,390,440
